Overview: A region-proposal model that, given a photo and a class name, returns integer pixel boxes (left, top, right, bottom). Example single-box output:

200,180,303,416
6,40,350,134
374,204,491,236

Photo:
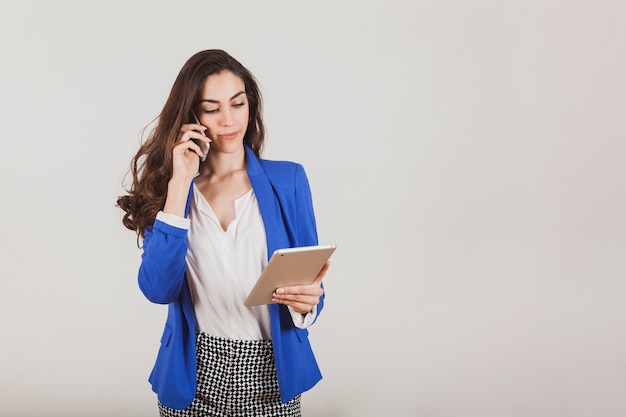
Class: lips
218,131,239,141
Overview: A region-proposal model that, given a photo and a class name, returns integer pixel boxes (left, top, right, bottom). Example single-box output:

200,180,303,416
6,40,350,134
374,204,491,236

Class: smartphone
191,111,210,161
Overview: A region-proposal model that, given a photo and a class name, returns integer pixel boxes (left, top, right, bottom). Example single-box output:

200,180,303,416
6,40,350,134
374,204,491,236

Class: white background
1,1,625,416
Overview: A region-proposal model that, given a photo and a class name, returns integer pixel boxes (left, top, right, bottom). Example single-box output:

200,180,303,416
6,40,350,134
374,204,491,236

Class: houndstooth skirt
158,332,301,417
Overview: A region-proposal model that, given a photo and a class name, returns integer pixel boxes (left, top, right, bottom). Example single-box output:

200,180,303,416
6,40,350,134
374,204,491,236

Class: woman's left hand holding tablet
272,261,330,314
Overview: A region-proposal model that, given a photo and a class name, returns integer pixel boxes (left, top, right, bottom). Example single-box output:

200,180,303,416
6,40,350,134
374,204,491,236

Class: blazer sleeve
138,219,189,304
293,163,319,247
293,163,325,317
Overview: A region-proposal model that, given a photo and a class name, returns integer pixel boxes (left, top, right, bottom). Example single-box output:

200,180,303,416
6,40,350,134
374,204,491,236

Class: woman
117,49,329,417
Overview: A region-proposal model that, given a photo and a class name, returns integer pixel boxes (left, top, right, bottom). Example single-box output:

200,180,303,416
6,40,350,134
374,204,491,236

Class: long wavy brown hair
117,49,265,238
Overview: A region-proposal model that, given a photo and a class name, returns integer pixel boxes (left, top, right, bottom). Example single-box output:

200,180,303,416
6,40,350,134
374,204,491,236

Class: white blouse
156,183,316,341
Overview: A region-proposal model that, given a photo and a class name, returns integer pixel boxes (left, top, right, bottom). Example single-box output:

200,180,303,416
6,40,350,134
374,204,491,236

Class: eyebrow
199,91,246,104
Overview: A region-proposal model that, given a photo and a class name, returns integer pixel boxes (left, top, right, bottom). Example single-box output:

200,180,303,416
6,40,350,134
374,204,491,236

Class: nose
220,107,234,126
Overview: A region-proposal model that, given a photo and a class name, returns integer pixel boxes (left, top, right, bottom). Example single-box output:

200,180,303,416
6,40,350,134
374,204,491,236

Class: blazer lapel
245,146,290,259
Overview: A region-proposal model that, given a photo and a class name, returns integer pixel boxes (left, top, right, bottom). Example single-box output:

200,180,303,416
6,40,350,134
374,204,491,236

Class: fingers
180,123,207,136
180,124,211,143
268,258,332,313
272,279,325,313
271,292,322,314
177,124,211,158
273,286,324,301
173,140,204,160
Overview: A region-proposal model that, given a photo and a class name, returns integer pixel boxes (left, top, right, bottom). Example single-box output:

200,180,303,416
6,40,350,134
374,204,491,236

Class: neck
200,147,246,178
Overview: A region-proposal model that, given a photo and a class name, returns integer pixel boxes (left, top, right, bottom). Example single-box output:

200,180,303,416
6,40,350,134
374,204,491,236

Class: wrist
168,175,195,186
163,177,192,217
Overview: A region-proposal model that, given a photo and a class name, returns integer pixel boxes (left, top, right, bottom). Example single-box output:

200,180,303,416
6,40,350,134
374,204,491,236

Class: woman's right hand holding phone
172,123,211,181
163,123,211,217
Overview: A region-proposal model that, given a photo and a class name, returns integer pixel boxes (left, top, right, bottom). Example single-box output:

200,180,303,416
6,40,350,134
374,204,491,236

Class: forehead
199,70,245,100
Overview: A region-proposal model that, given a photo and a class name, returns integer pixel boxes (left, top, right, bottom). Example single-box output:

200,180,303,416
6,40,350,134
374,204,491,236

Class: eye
233,102,245,108
203,109,219,114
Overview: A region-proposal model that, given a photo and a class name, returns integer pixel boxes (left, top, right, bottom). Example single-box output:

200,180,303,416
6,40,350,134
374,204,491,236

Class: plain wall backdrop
1,1,624,416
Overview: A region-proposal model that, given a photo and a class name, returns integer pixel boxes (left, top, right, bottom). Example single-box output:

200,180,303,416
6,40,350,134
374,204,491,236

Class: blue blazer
138,146,324,410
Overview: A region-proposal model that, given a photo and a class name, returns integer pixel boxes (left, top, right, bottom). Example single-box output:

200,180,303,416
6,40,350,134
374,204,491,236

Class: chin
218,141,245,154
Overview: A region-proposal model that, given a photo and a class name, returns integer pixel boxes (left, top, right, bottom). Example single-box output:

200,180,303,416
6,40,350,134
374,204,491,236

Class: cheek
198,115,213,129
203,123,219,139
239,108,250,126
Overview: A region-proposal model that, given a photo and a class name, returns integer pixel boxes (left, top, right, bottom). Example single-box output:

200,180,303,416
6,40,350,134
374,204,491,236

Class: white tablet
244,244,337,307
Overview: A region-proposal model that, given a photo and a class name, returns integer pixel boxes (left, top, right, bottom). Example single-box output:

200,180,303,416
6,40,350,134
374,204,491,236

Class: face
194,70,249,154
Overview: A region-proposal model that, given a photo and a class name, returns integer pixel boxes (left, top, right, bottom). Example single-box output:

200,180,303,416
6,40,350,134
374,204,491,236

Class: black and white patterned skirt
158,332,301,417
